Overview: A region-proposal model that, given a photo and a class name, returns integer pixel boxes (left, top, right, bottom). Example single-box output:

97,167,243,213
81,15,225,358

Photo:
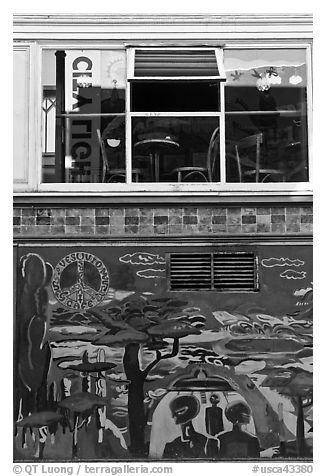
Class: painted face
169,395,200,425
210,394,220,405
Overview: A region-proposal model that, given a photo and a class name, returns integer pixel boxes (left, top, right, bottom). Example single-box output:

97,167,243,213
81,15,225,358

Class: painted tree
92,294,204,457
261,367,313,457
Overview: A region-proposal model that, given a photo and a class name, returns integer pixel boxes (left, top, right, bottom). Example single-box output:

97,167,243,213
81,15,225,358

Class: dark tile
36,216,51,225
22,216,36,225
95,216,110,225
125,216,140,225
285,214,300,225
183,215,198,225
242,215,256,224
65,216,80,225
301,215,313,223
154,216,168,225
13,217,21,226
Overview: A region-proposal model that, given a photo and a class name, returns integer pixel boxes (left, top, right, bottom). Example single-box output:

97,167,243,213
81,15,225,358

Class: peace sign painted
52,252,109,310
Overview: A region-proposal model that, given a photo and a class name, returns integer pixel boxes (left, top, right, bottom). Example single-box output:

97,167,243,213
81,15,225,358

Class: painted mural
14,245,313,461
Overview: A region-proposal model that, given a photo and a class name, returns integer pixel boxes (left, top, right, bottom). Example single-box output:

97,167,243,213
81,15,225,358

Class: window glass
131,81,220,112
224,48,308,182
41,49,127,183
132,117,220,182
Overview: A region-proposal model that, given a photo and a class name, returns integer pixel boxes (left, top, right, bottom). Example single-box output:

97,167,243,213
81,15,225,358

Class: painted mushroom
65,350,116,392
58,392,108,458
16,411,63,459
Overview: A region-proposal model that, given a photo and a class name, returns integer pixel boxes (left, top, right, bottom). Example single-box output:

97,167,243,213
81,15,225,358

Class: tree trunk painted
296,395,306,457
123,343,146,458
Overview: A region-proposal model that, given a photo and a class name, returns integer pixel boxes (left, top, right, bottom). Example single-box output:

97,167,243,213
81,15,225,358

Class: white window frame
32,42,312,195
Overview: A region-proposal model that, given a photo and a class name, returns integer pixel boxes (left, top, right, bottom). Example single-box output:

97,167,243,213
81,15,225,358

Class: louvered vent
169,252,257,291
169,253,212,290
134,50,219,77
213,252,256,290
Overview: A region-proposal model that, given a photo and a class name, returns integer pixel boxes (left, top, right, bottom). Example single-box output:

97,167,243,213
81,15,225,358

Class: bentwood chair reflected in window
97,129,142,183
171,126,220,182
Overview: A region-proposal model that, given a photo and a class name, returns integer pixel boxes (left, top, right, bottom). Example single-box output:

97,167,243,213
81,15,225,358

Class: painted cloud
136,269,165,279
119,252,166,266
280,269,307,280
261,257,305,268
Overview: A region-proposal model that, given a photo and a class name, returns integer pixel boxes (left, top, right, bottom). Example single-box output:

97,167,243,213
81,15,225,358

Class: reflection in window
224,49,308,182
41,49,127,183
132,117,220,182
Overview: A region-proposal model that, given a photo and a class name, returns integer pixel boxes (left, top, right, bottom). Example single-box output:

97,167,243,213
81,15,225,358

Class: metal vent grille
213,252,256,290
169,253,212,290
134,50,219,77
169,252,257,291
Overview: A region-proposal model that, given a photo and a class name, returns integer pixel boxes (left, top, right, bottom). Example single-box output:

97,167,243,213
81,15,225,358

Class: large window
41,45,311,190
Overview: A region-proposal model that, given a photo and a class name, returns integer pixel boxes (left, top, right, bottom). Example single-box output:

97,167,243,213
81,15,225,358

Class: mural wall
14,244,313,461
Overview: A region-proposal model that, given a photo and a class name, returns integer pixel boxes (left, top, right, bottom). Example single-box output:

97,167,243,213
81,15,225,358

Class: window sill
13,190,313,206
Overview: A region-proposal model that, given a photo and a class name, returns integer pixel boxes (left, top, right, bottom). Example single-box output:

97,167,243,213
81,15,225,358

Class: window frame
33,42,312,195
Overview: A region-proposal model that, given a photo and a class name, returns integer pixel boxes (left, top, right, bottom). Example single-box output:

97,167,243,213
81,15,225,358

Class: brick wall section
13,205,313,237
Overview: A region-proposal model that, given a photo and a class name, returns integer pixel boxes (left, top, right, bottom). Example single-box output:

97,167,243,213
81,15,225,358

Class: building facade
13,14,313,462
